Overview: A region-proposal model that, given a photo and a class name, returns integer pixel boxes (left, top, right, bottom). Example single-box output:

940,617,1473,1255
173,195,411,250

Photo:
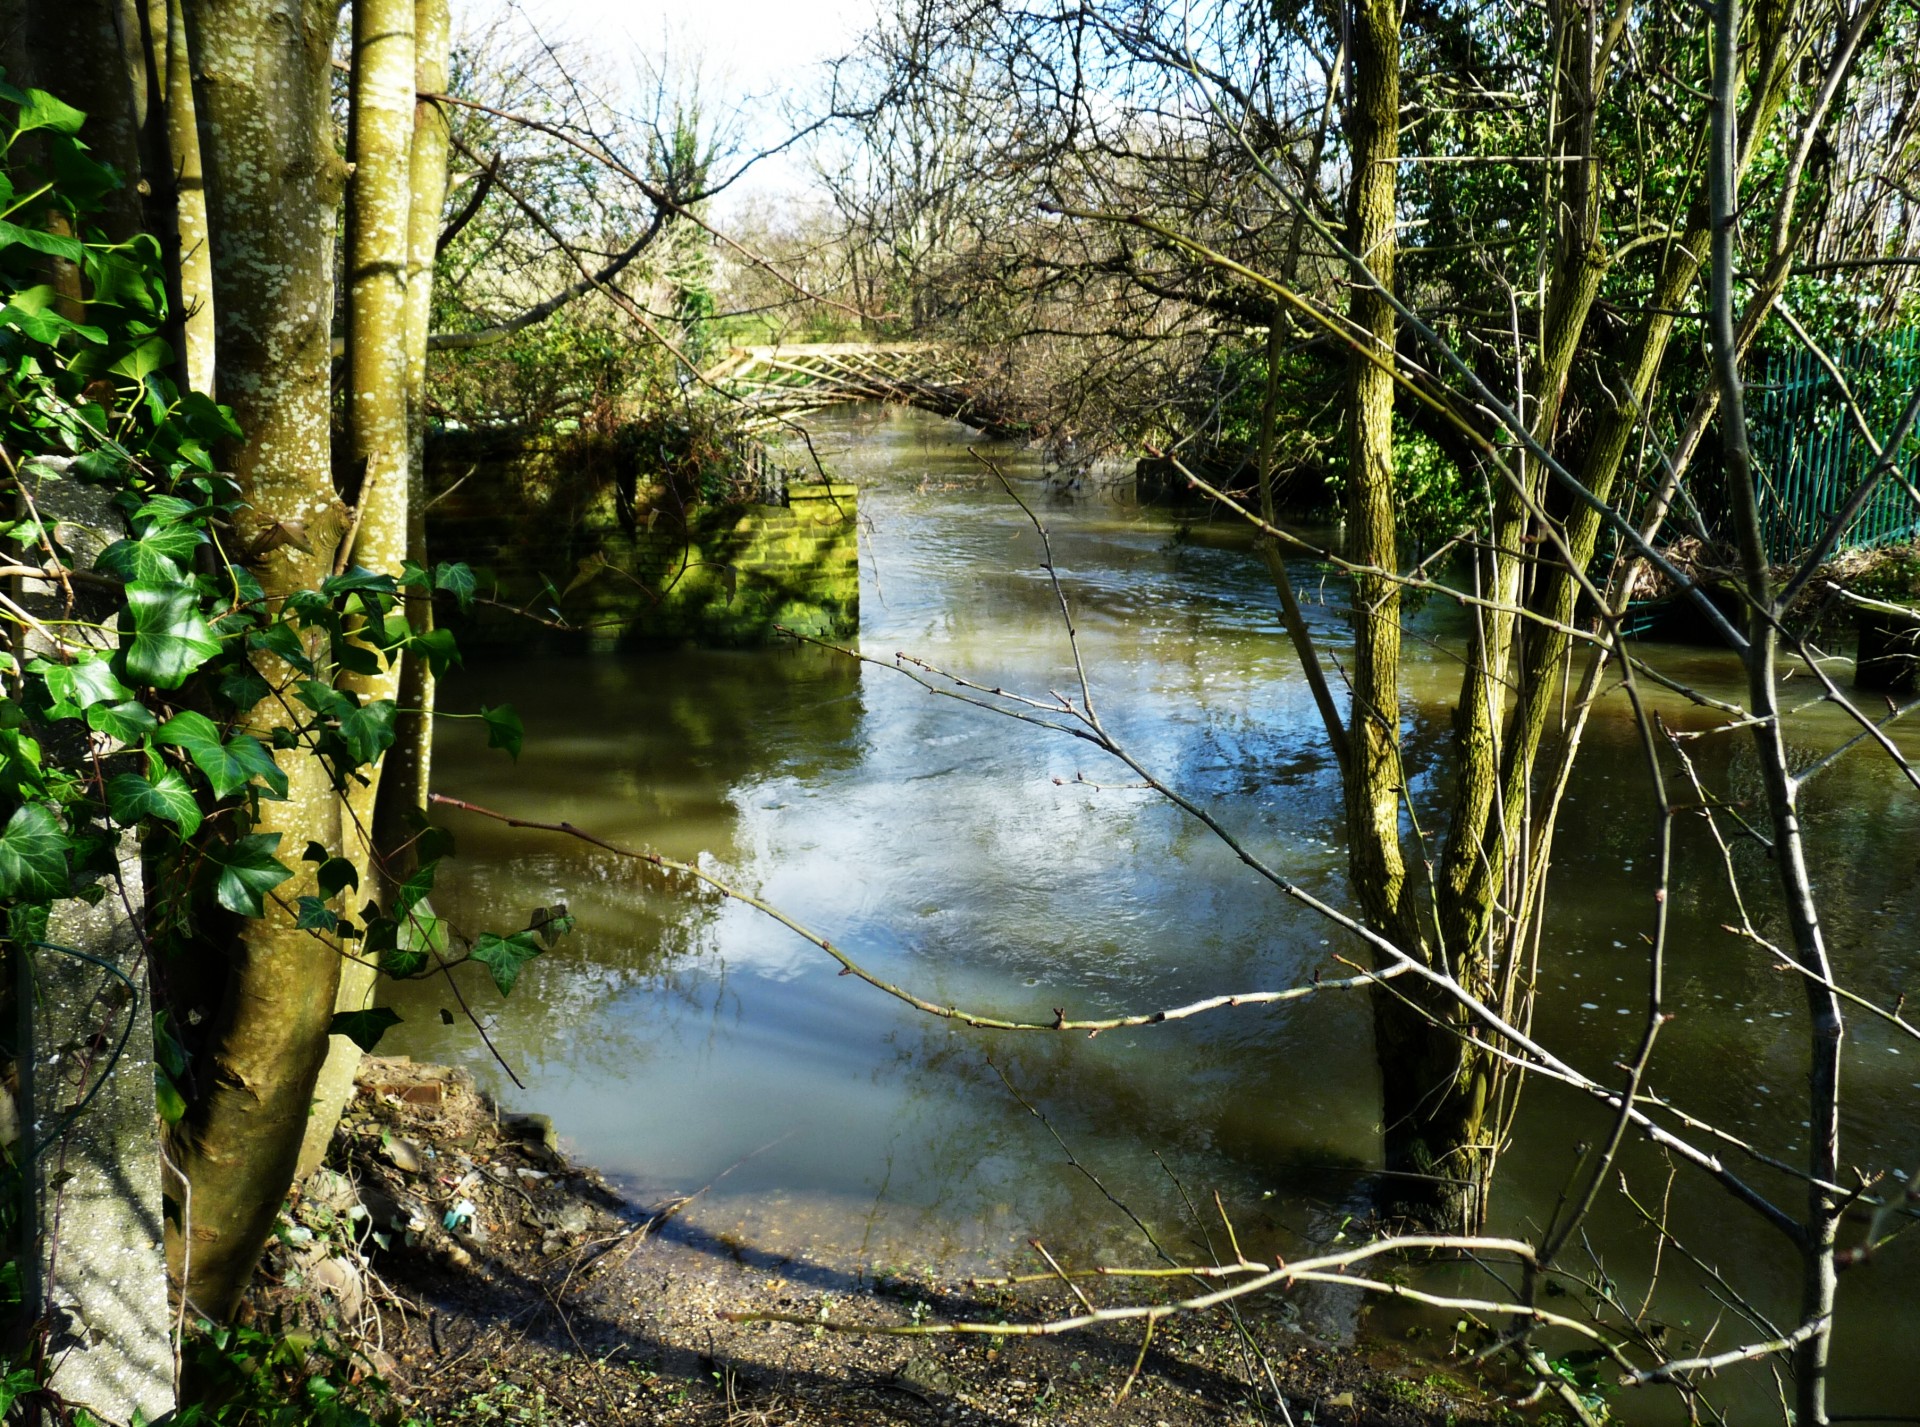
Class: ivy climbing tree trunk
163,0,352,1320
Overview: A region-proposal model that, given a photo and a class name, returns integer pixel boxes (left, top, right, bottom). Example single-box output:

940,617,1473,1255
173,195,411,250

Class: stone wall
424,430,858,649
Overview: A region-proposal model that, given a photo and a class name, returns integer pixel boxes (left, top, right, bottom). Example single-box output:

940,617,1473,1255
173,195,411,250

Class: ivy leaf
96,522,202,583
0,730,48,800
176,391,242,440
123,581,221,688
84,248,160,314
338,698,397,766
216,666,271,711
333,639,383,678
393,860,434,917
470,930,543,996
293,680,353,721
295,896,340,932
329,1008,402,1053
155,1068,187,1124
321,567,397,619
7,901,50,951
208,833,292,917
221,732,289,800
396,907,448,960
480,704,523,761
321,567,398,598
132,494,200,526
415,822,455,863
13,87,87,136
408,626,461,678
152,1012,189,1079
528,903,574,948
107,335,173,383
433,561,478,610
316,857,358,899
379,945,429,978
0,803,67,900
86,699,158,743
248,622,314,674
0,219,86,262
30,654,131,716
0,284,106,344
155,712,287,800
106,768,202,837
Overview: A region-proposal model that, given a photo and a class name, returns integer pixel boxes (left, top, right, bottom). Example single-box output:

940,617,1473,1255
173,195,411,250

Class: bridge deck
701,341,1017,433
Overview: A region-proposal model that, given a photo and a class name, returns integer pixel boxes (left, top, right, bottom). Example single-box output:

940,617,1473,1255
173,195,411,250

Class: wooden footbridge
701,342,1031,437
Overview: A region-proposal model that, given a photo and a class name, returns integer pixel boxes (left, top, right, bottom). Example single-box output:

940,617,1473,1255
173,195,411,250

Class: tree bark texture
298,0,418,1180
1339,0,1491,1229
164,0,351,1320
153,0,218,393
373,0,450,861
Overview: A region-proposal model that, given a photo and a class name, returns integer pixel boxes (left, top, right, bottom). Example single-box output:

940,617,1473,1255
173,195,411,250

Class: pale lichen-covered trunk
158,0,218,393
165,0,351,1320
298,0,418,1179
376,0,451,856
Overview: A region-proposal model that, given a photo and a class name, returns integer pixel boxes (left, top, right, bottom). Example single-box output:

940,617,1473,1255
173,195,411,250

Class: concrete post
13,462,175,1425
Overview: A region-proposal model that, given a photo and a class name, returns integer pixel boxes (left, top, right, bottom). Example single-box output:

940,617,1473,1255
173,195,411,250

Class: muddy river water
390,405,1920,1419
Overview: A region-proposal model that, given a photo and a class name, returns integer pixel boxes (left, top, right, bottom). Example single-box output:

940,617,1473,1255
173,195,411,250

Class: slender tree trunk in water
164,0,350,1320
1340,0,1489,1229
298,0,418,1179
1256,319,1349,775
1708,3,1841,1418
374,0,451,863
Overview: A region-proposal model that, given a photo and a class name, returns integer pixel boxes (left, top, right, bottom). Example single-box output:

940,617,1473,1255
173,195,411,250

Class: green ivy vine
0,76,562,1118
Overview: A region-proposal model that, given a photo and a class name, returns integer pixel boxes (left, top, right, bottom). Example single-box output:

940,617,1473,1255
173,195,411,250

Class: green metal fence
1749,327,1920,561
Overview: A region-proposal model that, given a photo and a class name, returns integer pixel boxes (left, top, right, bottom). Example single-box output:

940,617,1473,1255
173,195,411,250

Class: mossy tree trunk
1303,0,1813,1233
1336,0,1494,1229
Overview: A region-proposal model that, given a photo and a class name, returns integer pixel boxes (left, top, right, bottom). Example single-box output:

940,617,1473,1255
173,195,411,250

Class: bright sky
459,0,880,205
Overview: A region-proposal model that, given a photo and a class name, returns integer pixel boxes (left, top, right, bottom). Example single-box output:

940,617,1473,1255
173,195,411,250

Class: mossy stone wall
424,430,858,649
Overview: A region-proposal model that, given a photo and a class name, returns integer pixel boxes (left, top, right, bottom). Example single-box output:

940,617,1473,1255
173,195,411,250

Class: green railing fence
1749,327,1920,561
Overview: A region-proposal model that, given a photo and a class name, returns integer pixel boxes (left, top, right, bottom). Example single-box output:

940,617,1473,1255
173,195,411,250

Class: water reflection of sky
389,406,1920,1420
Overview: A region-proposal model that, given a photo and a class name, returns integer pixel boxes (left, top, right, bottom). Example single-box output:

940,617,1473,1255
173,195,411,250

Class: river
389,404,1920,1420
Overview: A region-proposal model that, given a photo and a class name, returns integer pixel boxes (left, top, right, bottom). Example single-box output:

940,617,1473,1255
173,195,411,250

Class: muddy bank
246,1058,1535,1426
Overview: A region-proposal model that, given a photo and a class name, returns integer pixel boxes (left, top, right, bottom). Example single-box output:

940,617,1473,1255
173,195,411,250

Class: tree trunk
1708,4,1842,1419
1339,0,1489,1229
164,0,350,1321
298,0,417,1179
152,0,217,393
374,0,451,861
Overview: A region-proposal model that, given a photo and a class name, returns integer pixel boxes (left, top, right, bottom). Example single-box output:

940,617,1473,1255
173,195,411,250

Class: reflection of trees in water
810,974,1381,1277
389,647,863,1077
409,421,1920,1397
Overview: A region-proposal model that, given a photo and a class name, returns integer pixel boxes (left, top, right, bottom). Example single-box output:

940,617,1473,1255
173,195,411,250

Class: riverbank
248,1057,1532,1427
